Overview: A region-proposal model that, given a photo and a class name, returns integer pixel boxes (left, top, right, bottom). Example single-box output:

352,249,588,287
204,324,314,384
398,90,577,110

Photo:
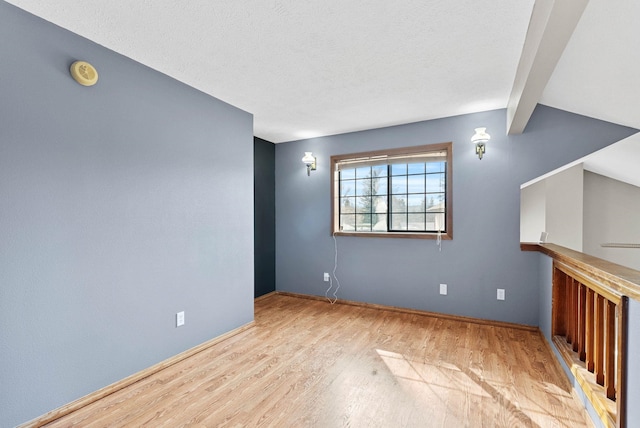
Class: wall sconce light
302,152,317,176
471,127,490,160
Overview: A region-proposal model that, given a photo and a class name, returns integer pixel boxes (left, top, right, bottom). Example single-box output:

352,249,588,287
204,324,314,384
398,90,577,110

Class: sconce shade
302,152,315,164
302,152,317,176
471,127,490,160
471,128,490,144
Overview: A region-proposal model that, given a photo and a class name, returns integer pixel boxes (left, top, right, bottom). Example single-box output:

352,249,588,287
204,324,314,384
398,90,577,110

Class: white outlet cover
439,284,447,295
176,311,185,327
324,273,330,282
497,289,505,301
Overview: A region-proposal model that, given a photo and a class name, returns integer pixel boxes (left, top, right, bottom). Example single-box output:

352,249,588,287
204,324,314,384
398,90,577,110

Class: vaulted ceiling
5,0,639,143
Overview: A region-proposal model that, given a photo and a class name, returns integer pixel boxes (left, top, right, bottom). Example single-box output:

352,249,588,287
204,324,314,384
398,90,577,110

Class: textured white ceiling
5,0,638,143
583,133,640,189
540,0,640,132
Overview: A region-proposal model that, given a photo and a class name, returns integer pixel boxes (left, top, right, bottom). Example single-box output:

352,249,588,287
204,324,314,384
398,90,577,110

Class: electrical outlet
439,284,447,295
176,311,185,327
324,272,330,282
497,289,505,301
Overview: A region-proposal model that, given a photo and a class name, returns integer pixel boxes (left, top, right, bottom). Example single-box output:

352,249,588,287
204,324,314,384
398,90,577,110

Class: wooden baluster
552,268,566,336
577,283,586,361
571,278,580,352
605,300,616,400
564,275,571,343
546,259,628,428
594,294,605,386
585,288,595,372
565,275,573,344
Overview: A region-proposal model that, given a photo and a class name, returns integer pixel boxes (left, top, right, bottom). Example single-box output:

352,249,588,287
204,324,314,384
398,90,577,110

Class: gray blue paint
538,253,553,339
0,3,254,426
2,0,639,426
627,299,640,424
275,108,637,425
275,106,636,326
254,137,276,297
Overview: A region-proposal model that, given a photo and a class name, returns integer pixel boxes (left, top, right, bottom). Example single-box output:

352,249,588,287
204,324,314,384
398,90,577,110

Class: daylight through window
331,142,452,239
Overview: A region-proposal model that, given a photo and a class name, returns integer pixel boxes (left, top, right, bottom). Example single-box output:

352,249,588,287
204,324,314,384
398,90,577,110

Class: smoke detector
70,61,98,86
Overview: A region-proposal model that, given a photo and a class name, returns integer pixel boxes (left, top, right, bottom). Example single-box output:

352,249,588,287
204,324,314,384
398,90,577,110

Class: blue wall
254,137,276,297
275,106,636,325
0,3,254,426
538,253,554,338
628,299,640,424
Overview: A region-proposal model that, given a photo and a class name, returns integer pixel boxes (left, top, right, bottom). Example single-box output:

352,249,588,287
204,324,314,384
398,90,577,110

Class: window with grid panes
330,142,452,239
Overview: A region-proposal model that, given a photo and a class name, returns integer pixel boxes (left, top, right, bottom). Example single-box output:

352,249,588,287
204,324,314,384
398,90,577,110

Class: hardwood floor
44,293,592,427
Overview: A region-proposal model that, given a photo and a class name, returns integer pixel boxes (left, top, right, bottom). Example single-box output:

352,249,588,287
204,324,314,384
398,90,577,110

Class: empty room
1,1,640,427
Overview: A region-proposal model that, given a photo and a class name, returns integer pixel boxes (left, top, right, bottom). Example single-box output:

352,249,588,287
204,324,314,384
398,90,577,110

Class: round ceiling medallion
70,61,98,86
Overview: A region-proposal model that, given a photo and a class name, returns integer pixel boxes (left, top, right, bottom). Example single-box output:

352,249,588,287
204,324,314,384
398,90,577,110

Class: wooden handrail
522,243,639,428
521,243,640,301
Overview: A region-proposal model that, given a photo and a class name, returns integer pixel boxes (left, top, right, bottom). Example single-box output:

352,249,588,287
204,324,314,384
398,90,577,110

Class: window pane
376,177,388,195
391,164,407,176
367,213,383,230
391,195,407,213
426,161,445,173
372,214,387,231
372,196,387,213
407,195,424,212
425,194,444,211
372,165,387,177
355,179,369,196
356,214,373,231
340,168,355,180
340,197,356,214
340,214,356,231
391,213,407,230
390,175,407,194
408,213,425,230
369,176,385,196
356,196,372,214
355,166,371,179
407,175,425,193
340,180,355,197
407,162,425,174
426,173,445,193
426,213,445,231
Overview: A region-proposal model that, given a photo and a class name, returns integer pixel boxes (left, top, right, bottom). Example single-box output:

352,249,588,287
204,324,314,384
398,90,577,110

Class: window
331,142,452,239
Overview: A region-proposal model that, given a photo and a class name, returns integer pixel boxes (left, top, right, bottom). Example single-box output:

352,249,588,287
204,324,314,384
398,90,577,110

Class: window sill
333,231,452,240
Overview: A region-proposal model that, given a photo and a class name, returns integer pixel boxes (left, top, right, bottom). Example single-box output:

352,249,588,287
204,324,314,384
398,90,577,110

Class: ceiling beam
506,0,589,135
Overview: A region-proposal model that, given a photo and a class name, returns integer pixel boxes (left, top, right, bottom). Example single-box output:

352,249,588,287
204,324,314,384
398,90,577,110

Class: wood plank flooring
44,293,592,427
